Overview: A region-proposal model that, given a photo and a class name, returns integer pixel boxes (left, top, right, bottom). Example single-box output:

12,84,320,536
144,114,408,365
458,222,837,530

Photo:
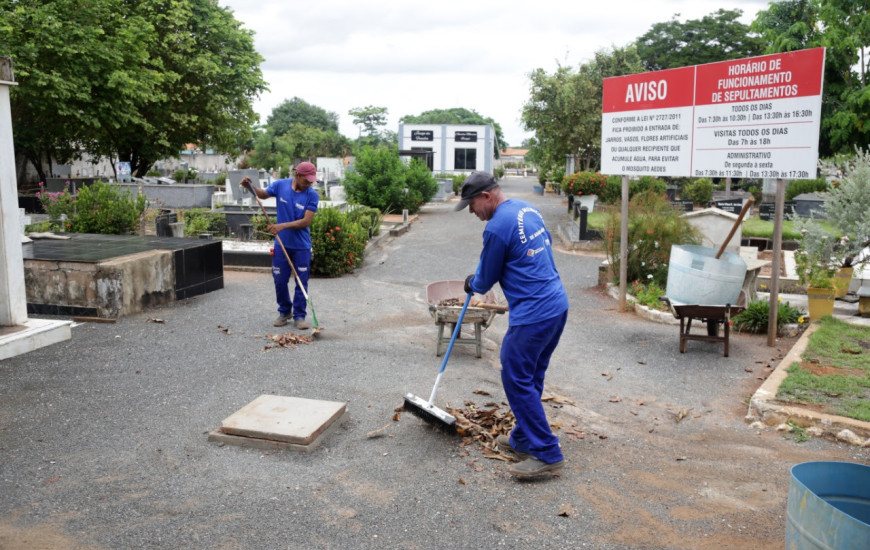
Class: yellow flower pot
833,267,854,298
806,287,836,320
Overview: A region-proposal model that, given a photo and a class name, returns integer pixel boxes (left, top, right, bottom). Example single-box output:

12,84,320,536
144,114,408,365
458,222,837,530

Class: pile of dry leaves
264,331,313,350
447,391,518,461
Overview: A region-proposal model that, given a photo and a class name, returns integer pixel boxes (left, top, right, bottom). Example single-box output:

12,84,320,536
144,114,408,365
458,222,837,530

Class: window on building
454,148,477,170
411,147,434,171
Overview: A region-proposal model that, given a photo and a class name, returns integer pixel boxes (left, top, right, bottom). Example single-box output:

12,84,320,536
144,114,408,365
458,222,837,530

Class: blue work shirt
469,199,569,326
265,178,319,250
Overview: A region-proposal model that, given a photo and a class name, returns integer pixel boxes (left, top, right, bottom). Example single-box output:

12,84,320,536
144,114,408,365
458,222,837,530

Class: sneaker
496,435,533,460
294,318,310,330
273,315,291,327
508,458,565,478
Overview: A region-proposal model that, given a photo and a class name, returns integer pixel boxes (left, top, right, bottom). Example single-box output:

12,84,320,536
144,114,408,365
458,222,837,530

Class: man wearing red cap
242,162,319,328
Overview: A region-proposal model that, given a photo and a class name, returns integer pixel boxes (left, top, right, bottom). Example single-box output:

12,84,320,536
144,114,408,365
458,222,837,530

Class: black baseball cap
454,171,498,211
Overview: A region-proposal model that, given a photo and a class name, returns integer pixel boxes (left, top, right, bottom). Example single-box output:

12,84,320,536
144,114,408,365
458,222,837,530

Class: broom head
403,393,457,434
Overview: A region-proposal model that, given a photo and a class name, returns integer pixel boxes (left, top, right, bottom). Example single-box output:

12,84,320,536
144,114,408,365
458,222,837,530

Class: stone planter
576,194,597,212
833,266,853,298
806,287,836,320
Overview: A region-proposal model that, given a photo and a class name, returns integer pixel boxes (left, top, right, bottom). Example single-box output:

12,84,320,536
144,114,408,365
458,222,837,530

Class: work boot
273,315,291,327
496,435,533,460
508,458,565,479
294,318,310,330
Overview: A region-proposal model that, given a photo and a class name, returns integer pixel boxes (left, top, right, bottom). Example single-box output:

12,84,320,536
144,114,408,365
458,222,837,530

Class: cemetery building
398,123,495,175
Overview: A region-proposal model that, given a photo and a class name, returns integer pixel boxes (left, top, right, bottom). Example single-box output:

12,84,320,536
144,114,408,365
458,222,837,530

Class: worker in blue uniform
241,162,319,329
455,171,570,479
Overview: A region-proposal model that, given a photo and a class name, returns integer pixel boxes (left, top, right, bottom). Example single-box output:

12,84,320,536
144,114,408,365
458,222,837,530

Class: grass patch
741,217,837,240
776,317,870,422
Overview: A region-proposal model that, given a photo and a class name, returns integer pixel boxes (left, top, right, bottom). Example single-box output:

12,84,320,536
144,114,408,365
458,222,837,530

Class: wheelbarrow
659,291,746,357
426,280,505,358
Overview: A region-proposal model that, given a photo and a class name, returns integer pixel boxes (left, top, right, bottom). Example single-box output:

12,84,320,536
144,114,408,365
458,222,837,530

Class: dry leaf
473,389,492,396
392,412,401,422
630,410,639,416
675,456,688,461
458,478,467,485
602,371,612,381
609,396,622,403
744,367,753,372
366,424,392,438
147,318,165,324
674,408,690,423
637,360,647,365
557,503,574,517
636,399,646,406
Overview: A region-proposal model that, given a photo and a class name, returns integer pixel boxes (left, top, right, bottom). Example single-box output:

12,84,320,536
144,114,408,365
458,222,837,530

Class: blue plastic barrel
786,461,870,549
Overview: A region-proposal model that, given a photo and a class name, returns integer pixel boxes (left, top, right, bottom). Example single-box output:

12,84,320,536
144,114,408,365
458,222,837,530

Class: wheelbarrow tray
426,280,500,325
426,280,504,357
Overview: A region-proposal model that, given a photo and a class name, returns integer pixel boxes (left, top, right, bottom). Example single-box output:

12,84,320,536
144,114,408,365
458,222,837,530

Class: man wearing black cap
456,171,569,478
241,162,319,329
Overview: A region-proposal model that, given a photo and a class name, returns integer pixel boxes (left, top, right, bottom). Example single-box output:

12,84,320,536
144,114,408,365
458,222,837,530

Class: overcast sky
220,0,771,147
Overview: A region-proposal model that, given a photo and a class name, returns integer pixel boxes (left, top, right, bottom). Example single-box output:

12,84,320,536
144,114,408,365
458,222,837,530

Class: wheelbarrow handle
470,299,508,312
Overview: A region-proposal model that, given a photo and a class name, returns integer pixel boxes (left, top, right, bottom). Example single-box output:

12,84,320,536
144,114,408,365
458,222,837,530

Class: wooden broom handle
715,197,754,259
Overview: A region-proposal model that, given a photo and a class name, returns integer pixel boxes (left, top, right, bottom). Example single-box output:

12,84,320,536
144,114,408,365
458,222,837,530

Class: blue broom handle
427,292,472,404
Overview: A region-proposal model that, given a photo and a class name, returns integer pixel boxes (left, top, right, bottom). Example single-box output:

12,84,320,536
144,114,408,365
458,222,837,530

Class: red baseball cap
295,161,318,183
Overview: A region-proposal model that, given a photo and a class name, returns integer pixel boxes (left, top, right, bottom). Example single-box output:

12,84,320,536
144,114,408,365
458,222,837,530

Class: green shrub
346,205,383,237
214,172,227,186
786,177,828,201
598,175,670,205
493,166,505,180
599,175,623,204
173,169,187,182
732,299,806,334
146,169,161,177
250,213,271,240
343,146,438,214
561,171,608,196
182,208,227,236
310,207,367,277
38,180,148,234
604,189,701,287
681,178,714,205
631,176,667,197
628,280,667,311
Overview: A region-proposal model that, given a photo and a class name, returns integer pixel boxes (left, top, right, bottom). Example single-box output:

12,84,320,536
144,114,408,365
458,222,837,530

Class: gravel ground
1,176,868,550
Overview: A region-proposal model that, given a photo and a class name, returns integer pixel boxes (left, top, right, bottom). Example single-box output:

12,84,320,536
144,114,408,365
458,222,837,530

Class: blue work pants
272,248,311,320
501,310,568,464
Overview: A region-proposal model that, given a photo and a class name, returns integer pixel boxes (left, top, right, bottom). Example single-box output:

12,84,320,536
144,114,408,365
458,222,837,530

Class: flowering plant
561,171,607,196
818,148,870,268
794,218,837,289
36,181,75,230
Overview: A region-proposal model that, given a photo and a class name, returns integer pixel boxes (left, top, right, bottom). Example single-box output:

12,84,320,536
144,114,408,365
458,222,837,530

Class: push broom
243,180,322,336
403,292,473,433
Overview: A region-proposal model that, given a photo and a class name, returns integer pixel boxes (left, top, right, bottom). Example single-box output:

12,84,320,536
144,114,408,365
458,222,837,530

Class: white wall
398,123,495,175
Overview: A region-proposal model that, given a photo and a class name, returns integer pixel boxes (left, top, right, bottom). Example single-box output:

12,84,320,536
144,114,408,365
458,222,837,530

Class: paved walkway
2,175,868,549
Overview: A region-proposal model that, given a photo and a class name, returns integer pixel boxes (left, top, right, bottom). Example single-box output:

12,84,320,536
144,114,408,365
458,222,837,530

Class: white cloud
221,0,770,146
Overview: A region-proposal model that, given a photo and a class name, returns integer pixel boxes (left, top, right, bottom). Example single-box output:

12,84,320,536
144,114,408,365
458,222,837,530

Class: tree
342,146,438,214
751,0,869,155
636,9,764,71
267,97,339,136
400,107,505,157
349,105,388,137
246,124,351,171
0,0,267,181
521,45,643,174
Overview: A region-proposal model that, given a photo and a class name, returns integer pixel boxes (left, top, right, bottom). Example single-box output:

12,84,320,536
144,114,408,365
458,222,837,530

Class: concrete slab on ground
208,394,347,452
0,318,71,361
